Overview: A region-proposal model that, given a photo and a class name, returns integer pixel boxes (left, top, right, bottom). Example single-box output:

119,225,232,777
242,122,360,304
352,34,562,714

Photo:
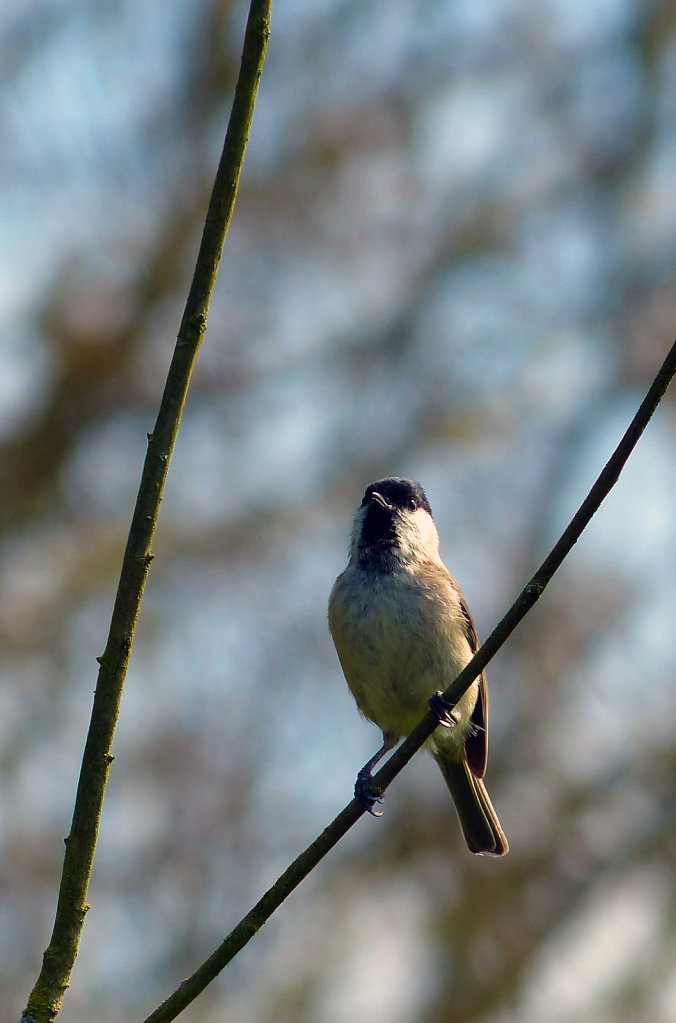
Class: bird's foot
429,691,459,728
354,738,393,816
355,767,384,817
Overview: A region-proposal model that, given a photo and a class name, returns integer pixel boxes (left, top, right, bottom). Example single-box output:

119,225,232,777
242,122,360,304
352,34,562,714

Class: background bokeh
2,2,676,1021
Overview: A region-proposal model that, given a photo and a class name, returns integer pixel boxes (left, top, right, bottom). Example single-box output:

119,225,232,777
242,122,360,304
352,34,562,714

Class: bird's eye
408,498,417,511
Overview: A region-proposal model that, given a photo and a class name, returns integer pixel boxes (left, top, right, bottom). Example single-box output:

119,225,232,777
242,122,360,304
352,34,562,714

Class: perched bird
328,477,508,855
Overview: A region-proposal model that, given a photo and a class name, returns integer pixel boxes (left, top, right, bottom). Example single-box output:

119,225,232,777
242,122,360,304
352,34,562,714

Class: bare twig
142,339,676,1023
20,4,272,1021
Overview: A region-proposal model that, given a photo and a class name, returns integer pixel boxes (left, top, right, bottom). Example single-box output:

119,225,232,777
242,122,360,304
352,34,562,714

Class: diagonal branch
20,3,273,1022
142,338,676,1023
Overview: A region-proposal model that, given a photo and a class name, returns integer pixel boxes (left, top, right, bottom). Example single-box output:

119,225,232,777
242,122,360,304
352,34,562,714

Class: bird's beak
369,491,391,511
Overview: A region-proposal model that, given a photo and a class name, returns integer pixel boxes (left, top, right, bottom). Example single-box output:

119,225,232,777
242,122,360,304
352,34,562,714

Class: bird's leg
355,735,395,816
428,691,459,728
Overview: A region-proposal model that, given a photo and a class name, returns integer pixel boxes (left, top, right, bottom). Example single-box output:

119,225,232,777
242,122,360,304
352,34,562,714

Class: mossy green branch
21,3,272,1021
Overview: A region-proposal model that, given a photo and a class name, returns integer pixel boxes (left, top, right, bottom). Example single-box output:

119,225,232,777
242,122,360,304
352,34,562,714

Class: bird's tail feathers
435,756,508,857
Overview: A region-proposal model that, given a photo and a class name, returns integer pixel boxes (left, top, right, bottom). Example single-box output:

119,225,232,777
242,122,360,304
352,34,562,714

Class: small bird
328,477,508,856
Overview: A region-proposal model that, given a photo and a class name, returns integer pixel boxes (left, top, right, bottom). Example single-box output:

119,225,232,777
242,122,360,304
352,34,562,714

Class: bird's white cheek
396,509,441,562
348,506,368,559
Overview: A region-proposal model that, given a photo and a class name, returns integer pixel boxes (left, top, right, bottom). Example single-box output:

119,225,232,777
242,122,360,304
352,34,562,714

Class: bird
328,477,508,856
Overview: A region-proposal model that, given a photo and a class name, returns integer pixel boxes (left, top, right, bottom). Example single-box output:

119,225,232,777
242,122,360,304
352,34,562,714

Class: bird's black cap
360,477,433,517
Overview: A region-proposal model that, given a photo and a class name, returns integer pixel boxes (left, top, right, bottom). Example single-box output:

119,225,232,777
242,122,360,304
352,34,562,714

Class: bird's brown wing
456,588,489,779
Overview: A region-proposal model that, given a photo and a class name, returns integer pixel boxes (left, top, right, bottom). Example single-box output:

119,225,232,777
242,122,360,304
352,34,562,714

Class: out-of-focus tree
1,2,675,1022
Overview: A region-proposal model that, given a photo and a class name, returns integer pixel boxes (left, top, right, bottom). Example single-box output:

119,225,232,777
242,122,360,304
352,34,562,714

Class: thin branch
142,338,676,1023
20,4,272,1022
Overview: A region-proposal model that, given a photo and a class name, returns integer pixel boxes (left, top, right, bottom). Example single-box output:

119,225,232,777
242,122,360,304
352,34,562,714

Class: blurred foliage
1,2,675,1022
